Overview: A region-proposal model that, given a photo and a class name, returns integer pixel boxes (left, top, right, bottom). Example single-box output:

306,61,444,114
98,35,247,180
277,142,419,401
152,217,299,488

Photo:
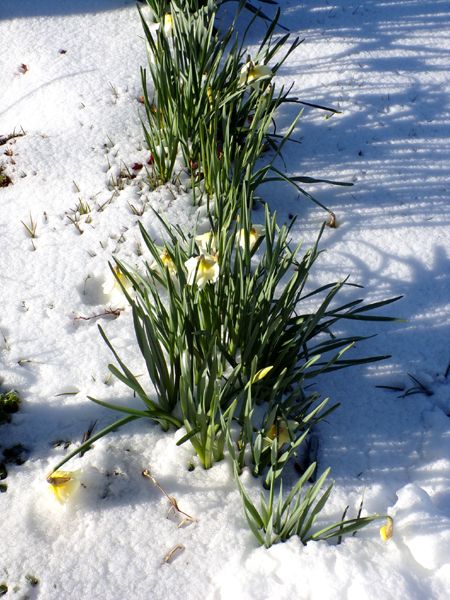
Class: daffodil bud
380,516,394,541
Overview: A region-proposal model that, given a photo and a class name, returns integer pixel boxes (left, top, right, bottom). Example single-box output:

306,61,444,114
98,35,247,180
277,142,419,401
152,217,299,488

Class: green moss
0,390,21,425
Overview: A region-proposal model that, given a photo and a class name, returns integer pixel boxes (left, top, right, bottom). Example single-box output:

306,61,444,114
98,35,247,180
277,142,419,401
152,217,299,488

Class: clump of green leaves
222,396,384,547
144,0,281,27
140,0,344,219
140,1,300,181
73,191,399,471
232,452,382,548
0,390,21,425
50,0,401,551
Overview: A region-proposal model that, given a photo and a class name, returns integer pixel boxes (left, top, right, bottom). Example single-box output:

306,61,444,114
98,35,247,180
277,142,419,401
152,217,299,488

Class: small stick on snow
74,308,123,322
142,469,196,527
162,544,185,565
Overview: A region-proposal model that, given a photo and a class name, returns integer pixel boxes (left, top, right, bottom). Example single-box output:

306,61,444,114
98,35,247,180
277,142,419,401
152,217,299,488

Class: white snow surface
1,1,449,598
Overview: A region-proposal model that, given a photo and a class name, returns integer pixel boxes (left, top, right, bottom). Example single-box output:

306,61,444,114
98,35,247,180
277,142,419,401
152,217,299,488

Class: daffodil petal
195,232,217,253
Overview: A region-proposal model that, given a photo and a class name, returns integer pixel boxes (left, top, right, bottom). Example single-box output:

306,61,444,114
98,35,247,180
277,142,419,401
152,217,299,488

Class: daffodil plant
77,191,399,472
49,0,402,551
228,436,384,548
139,0,319,187
143,0,281,28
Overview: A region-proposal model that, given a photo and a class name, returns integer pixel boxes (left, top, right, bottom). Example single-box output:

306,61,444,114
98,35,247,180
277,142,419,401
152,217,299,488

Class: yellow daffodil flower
239,61,272,89
185,254,220,289
239,225,265,251
47,470,81,505
380,516,394,541
195,231,217,253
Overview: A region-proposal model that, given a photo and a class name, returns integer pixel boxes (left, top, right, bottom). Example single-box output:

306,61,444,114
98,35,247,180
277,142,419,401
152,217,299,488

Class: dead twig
162,544,185,565
142,468,196,527
74,308,123,322
0,128,26,146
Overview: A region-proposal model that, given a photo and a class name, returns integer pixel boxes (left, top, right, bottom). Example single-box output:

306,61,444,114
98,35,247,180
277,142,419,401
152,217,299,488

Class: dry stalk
142,468,196,527
162,544,185,565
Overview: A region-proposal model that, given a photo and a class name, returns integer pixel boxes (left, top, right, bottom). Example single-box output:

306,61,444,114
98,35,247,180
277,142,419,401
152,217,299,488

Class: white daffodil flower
163,13,173,35
153,13,173,37
262,419,297,451
239,225,265,250
47,470,81,505
160,248,177,276
185,254,220,289
195,231,217,254
267,420,291,445
150,248,177,277
239,61,273,89
102,265,131,306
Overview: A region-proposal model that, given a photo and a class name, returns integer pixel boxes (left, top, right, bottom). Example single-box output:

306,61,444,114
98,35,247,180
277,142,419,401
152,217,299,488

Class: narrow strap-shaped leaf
50,415,139,473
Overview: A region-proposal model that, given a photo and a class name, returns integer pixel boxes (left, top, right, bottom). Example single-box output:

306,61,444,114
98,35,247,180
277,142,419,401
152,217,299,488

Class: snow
1,0,450,598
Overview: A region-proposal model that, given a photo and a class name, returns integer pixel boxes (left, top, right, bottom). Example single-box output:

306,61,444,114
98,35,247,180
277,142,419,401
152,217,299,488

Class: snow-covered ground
1,1,449,598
